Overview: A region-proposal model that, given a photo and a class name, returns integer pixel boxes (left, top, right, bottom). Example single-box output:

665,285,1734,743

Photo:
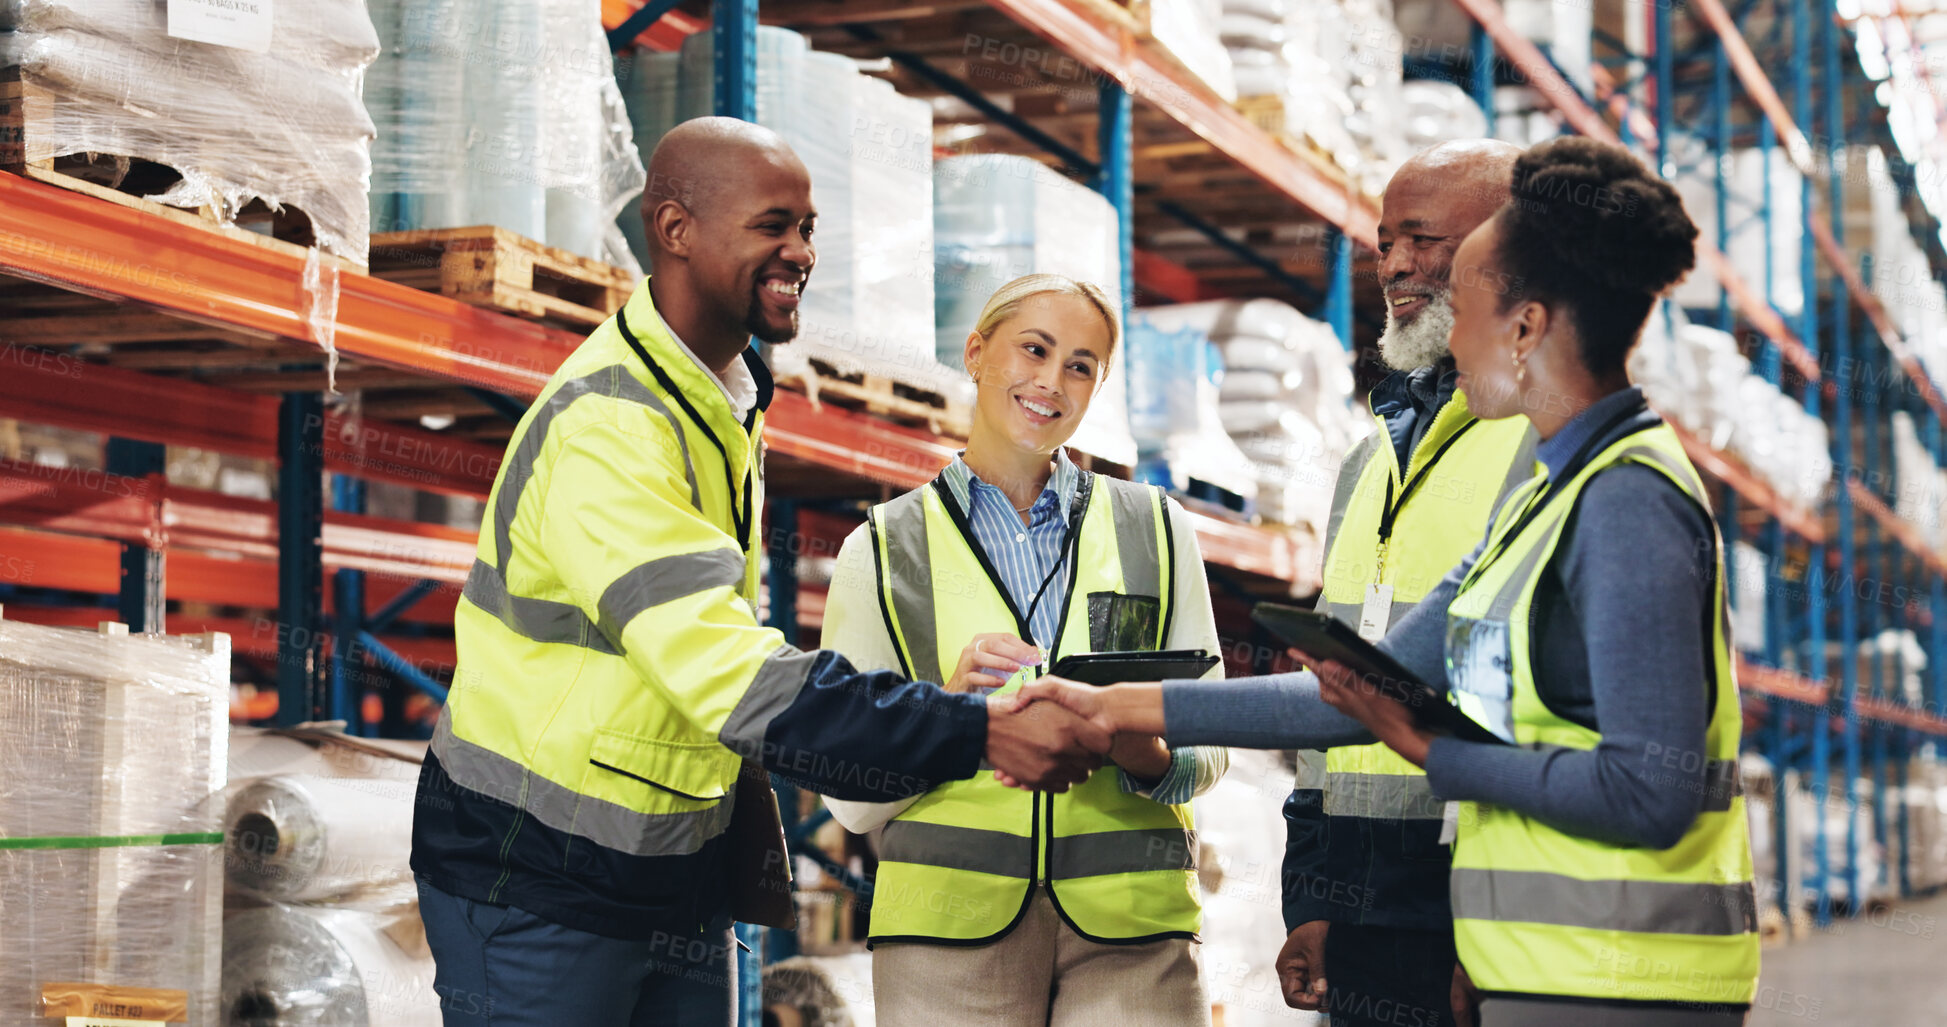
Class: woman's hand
947,633,1042,693
1297,647,1436,767
995,678,1170,788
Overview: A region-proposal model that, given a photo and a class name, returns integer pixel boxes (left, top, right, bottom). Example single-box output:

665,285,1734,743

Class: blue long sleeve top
1165,389,1721,850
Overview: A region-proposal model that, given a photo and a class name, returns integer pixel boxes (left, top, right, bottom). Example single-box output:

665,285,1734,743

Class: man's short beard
747,307,800,345
1378,291,1455,372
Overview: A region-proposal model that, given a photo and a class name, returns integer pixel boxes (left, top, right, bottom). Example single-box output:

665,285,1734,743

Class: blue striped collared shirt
941,449,1199,804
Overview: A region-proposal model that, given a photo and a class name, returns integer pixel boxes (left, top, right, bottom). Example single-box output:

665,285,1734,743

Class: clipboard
1048,649,1221,686
1250,603,1510,746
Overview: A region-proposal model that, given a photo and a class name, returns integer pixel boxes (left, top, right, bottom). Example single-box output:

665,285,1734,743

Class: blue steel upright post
1471,24,1495,137
330,474,369,734
1323,228,1353,350
714,0,763,1008
1096,79,1134,325
104,437,166,633
277,392,326,725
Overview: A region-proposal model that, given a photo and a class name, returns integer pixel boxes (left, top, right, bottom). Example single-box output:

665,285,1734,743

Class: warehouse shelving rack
1445,0,1947,923
3,0,1946,989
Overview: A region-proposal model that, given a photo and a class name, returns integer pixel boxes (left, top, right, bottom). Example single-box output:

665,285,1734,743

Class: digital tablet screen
1048,650,1222,687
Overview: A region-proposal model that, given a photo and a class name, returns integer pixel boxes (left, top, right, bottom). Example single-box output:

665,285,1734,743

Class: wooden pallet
369,226,635,331
0,71,362,270
777,358,972,438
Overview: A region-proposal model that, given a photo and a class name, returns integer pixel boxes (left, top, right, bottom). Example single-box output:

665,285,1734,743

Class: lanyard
616,308,756,544
1461,401,1651,594
931,470,1093,668
1375,418,1478,578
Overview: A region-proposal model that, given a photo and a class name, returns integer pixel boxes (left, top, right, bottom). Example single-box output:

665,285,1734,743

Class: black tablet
1250,603,1509,746
1048,649,1221,686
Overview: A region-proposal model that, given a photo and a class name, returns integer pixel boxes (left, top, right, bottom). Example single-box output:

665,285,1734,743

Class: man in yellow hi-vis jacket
411,118,1112,1027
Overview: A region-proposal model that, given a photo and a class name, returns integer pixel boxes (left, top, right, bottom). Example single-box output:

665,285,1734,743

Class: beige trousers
872,892,1209,1027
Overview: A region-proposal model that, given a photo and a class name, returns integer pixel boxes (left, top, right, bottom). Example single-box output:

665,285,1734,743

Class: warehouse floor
1750,892,1947,1025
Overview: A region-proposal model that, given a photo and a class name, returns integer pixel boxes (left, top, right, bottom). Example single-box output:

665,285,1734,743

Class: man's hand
1451,963,1479,1027
1276,920,1329,1011
984,688,1111,791
947,633,1041,693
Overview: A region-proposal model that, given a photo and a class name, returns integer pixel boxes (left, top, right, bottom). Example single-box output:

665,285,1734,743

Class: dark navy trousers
417,878,736,1026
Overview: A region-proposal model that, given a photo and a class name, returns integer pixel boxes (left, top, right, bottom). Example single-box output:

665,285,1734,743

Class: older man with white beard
1273,140,1541,1027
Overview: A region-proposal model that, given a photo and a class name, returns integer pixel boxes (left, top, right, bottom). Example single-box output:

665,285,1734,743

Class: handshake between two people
959,633,1171,793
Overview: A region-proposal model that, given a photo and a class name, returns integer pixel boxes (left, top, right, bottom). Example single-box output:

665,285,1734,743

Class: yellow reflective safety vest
1312,388,1536,893
1444,422,1759,1005
434,281,805,882
865,473,1201,944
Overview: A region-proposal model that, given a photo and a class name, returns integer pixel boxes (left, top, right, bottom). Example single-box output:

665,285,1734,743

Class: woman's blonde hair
971,273,1122,370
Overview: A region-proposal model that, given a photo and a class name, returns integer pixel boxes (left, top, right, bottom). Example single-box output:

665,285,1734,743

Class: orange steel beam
1668,421,1827,542
1686,0,1947,417
1847,480,1947,577
1452,0,1819,382
2,605,458,670
981,0,1379,248
601,0,706,51
0,346,505,497
1736,658,1832,704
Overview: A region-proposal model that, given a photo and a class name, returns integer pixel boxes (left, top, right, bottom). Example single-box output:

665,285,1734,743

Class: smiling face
963,292,1113,461
688,148,816,344
1374,142,1518,371
1446,217,1525,420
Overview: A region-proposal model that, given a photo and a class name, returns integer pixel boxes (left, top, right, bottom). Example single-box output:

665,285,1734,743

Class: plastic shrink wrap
3,0,377,265
366,0,645,267
221,905,438,1026
1151,0,1236,102
1194,749,1316,1026
936,153,1137,465
225,776,417,908
1669,136,1805,318
618,28,950,397
0,618,230,1027
1125,314,1261,503
761,954,876,1027
1628,304,1831,510
1140,299,1361,530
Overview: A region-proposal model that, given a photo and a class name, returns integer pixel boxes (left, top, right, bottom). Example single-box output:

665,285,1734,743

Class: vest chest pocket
587,729,736,813
1088,592,1160,651
1445,615,1517,743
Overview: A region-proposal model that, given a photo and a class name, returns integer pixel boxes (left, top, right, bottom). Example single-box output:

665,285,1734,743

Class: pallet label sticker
166,0,272,53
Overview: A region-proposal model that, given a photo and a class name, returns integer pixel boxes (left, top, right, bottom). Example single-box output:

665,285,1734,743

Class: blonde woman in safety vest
820,273,1229,1026
1014,139,1759,1025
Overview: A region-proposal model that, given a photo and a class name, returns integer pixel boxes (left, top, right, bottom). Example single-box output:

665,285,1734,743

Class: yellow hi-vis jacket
413,281,991,938
1289,385,1535,929
865,474,1202,944
1445,423,1758,1005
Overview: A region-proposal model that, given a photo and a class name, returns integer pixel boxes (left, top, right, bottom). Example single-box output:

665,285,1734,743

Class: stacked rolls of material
221,906,437,1027
762,954,877,1027
224,776,418,907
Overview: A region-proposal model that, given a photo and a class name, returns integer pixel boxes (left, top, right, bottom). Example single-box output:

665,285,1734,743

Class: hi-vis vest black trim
865,472,1202,946
1444,424,1758,1005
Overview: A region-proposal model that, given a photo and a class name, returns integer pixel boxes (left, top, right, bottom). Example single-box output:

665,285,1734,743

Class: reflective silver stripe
597,548,746,645
1478,997,1747,1026
1491,426,1542,514
875,490,940,683
879,820,1033,878
1294,749,1328,790
718,644,821,755
1322,771,1445,820
1701,757,1743,812
493,363,702,576
1049,827,1198,879
1320,597,1415,633
1485,526,1554,621
430,708,734,857
1101,478,1163,603
463,558,618,655
1324,430,1385,559
1615,444,1708,506
1449,867,1757,936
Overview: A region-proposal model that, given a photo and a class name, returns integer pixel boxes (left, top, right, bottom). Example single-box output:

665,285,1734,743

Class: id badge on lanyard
1358,583,1393,642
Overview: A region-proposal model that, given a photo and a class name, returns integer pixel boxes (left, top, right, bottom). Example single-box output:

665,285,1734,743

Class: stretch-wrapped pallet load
1151,0,1237,102
935,153,1138,465
2,0,379,265
0,617,230,1027
366,0,646,267
1140,299,1361,531
1124,314,1261,504
1629,306,1832,511
761,954,876,1027
1670,137,1806,319
1195,749,1318,1027
618,28,949,396
221,905,437,1027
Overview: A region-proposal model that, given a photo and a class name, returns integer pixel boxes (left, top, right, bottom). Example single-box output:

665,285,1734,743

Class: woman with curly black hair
1009,138,1759,1025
